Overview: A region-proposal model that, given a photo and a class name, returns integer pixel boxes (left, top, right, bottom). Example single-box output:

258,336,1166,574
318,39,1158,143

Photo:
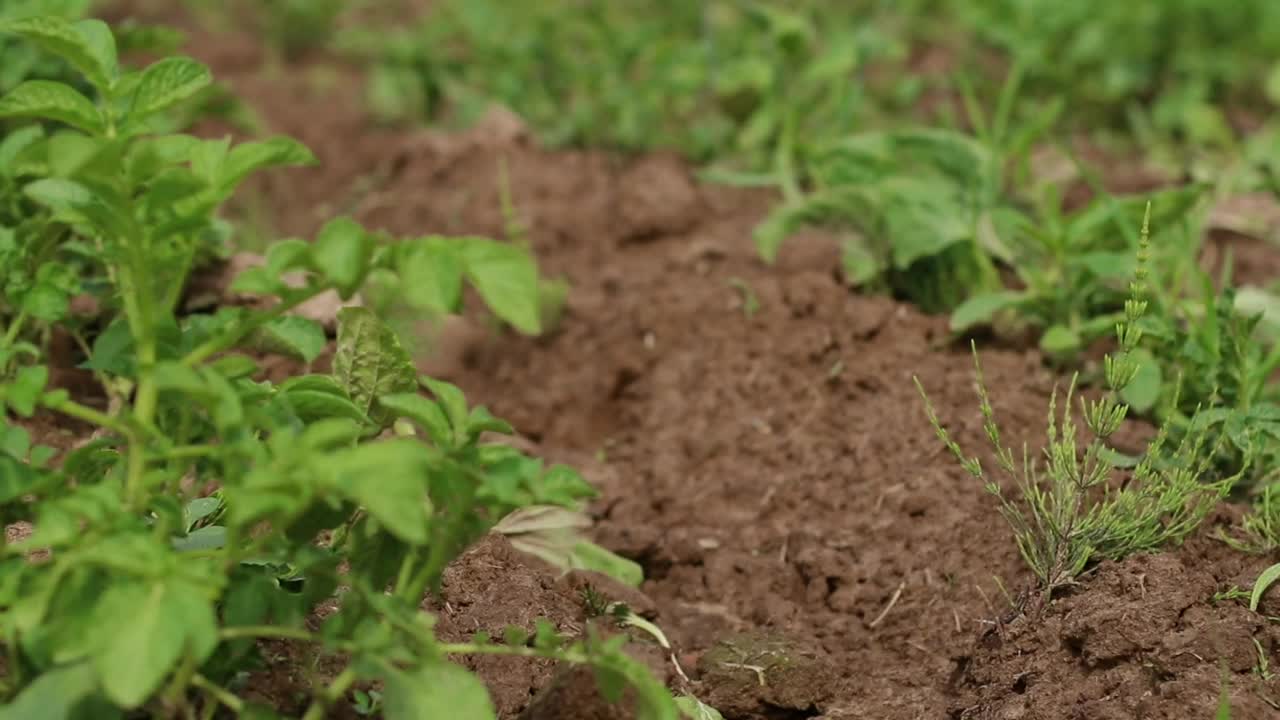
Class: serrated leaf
313,216,373,299
382,662,495,720
459,239,542,335
0,16,117,92
1250,562,1280,612
127,56,211,126
333,307,417,427
0,80,104,134
330,440,432,544
246,316,326,363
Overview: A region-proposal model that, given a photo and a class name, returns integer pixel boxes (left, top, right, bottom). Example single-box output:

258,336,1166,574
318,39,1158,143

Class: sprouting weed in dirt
0,16,683,719
581,583,611,618
916,205,1241,608
1251,563,1280,613
1222,482,1280,554
727,277,760,318
350,688,382,717
1211,586,1251,605
1252,638,1275,681
494,155,569,335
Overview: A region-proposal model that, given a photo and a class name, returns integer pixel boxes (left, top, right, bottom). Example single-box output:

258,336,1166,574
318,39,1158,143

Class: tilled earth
59,4,1280,718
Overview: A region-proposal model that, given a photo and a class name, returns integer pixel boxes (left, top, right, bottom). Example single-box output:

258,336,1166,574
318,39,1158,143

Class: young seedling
916,205,1239,612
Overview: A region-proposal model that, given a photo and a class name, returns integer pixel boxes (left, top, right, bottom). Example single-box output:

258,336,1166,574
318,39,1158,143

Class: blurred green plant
339,0,868,174
916,208,1241,608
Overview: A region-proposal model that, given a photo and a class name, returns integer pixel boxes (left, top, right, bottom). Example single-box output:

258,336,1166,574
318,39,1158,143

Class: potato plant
0,16,679,719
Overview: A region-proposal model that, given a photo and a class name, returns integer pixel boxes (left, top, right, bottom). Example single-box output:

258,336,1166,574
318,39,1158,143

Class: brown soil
35,3,1280,718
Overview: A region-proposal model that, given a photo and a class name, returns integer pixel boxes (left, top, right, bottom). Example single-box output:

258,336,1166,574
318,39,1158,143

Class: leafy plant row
0,14,692,719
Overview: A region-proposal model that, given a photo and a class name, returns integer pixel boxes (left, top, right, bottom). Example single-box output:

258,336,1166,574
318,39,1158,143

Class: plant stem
218,625,317,643
437,641,589,664
191,674,243,715
2,309,28,348
40,394,133,437
301,667,358,720
181,289,321,367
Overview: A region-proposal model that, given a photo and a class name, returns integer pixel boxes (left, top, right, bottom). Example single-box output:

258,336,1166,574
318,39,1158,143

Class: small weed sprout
916,205,1238,608
1221,481,1280,554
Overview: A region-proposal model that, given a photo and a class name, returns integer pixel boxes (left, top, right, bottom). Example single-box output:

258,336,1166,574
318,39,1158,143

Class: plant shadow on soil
54,3,1280,718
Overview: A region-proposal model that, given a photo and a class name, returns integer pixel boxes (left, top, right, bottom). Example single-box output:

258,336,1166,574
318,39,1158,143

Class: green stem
2,309,28,348
181,289,321,367
437,641,589,664
218,625,316,643
190,674,243,716
301,667,358,720
40,395,133,437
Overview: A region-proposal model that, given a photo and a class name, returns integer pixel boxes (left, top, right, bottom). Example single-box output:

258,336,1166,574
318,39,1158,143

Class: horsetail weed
916,205,1243,609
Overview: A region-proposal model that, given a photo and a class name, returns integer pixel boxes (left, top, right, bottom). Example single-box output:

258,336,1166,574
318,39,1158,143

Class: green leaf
22,281,70,322
330,440,432,544
220,136,316,191
171,525,226,552
676,696,725,720
127,56,211,125
572,541,645,588
950,291,1026,334
382,662,496,720
460,239,542,335
398,238,464,313
839,237,881,286
1250,562,1280,612
25,178,130,239
7,364,49,417
313,216,373,299
91,580,218,708
280,377,371,425
246,316,326,363
466,406,513,441
183,496,222,528
79,318,132,375
0,123,44,174
420,377,469,436
0,80,104,134
333,307,417,427
378,392,452,447
0,661,101,720
1119,348,1162,414
0,16,117,92
1039,325,1081,358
